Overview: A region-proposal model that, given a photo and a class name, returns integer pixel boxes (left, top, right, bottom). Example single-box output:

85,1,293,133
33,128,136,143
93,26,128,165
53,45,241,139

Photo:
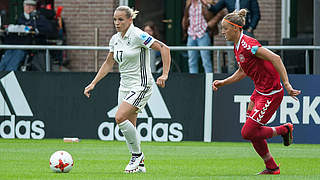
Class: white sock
118,120,141,154
124,139,133,153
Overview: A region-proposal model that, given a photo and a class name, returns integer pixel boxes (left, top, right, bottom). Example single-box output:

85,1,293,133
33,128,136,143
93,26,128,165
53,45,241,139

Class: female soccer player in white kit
84,6,171,173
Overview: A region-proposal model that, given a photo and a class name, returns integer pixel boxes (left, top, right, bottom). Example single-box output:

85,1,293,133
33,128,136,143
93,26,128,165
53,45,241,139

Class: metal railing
0,45,319,73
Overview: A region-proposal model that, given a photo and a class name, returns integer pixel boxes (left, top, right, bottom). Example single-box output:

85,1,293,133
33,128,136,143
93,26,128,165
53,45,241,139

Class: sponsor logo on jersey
144,37,152,45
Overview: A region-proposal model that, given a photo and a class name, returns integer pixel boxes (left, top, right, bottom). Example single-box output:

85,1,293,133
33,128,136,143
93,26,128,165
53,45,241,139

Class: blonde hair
115,6,139,19
223,9,248,28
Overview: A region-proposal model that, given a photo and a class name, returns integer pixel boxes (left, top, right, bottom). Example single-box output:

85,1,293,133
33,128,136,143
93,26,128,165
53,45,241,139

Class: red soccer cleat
281,123,294,146
257,167,280,175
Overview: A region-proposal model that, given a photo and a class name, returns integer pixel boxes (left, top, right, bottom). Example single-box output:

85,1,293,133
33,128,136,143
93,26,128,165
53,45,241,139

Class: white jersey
109,24,155,91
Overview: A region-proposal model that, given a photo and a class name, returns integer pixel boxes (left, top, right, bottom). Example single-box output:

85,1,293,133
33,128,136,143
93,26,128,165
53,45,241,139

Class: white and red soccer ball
49,150,74,173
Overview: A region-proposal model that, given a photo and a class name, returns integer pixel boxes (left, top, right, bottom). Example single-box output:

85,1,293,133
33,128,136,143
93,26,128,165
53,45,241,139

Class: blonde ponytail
237,9,248,22
116,6,139,19
131,10,139,19
223,8,248,28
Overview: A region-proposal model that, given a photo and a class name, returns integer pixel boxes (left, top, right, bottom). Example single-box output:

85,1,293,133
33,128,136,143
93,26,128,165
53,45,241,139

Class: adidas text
98,118,183,142
0,115,45,139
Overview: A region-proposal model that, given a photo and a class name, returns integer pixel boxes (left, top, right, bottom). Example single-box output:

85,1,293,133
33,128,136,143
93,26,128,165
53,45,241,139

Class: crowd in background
0,0,262,73
0,0,65,71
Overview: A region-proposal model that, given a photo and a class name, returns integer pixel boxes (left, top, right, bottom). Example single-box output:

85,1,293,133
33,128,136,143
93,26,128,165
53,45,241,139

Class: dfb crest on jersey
239,54,245,63
127,38,131,46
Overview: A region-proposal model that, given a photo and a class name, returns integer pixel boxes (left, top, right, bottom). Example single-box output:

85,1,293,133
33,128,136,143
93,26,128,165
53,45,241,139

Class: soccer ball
49,150,74,173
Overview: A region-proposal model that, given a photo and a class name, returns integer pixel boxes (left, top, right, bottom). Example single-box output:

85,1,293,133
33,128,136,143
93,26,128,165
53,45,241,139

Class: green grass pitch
0,139,319,180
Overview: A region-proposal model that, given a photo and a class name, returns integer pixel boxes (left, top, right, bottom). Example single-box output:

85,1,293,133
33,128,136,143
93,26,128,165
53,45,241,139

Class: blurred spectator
0,0,54,71
201,0,261,73
143,21,161,73
182,0,225,74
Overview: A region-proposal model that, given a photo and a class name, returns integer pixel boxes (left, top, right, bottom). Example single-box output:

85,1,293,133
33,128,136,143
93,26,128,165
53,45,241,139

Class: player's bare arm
150,40,171,88
212,66,246,91
254,47,301,99
84,52,115,98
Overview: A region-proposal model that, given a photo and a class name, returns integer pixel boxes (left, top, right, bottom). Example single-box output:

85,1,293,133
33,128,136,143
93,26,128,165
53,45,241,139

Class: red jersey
234,33,282,94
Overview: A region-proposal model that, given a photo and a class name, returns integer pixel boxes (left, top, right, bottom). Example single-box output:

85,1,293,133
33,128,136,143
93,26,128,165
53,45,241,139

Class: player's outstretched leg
251,139,280,175
281,123,293,146
125,152,144,173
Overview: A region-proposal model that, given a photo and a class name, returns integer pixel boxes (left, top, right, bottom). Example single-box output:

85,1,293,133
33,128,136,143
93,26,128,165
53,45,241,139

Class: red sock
265,157,278,169
275,125,288,135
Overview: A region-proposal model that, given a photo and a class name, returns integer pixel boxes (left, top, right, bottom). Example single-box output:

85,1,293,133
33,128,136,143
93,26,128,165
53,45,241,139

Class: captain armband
251,46,259,55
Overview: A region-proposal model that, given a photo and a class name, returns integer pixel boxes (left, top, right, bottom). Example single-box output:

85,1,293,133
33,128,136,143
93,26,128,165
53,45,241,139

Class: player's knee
115,114,126,124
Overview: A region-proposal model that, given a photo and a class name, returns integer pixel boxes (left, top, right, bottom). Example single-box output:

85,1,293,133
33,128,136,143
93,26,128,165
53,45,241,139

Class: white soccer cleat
137,158,146,173
124,152,144,173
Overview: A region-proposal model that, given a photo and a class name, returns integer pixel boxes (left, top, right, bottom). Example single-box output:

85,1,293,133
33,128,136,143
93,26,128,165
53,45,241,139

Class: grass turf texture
0,139,319,180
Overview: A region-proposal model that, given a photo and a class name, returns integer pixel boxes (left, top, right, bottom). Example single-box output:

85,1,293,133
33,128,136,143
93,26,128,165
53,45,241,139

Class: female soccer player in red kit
213,9,301,175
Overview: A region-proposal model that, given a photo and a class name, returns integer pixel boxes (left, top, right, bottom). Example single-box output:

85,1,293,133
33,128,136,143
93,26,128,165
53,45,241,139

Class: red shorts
247,89,284,125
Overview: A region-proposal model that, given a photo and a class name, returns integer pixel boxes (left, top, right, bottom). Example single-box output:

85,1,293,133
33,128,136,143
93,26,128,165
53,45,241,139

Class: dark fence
0,72,319,143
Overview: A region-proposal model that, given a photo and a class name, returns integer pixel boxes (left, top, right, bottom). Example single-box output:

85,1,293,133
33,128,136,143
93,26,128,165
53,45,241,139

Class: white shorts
118,86,152,113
